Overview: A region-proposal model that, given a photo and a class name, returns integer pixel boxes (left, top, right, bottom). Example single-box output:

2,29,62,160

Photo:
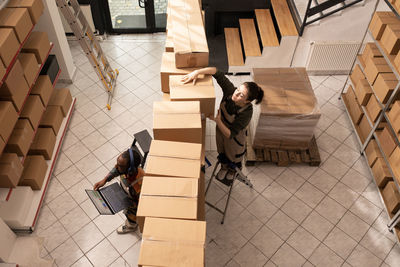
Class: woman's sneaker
225,169,236,181
216,166,228,181
117,221,138,234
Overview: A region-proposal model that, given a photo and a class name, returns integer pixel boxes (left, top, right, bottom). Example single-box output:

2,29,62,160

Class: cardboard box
0,60,29,112
358,115,372,143
20,95,44,129
39,105,63,136
169,75,216,117
0,101,18,142
0,153,23,188
28,127,56,160
365,139,382,167
364,57,392,85
22,31,50,64
5,119,34,157
389,146,400,178
381,23,400,55
382,181,400,214
0,136,4,153
145,155,201,179
139,217,205,267
366,94,381,122
18,155,47,190
354,79,373,106
18,52,39,87
160,52,195,93
141,176,198,198
40,55,59,84
0,28,19,68
7,0,44,24
149,140,202,160
153,100,200,114
0,8,32,43
373,73,397,104
350,64,365,88
30,75,53,106
361,43,382,65
389,101,400,133
372,157,392,188
170,0,208,68
162,92,170,101
48,88,72,117
344,85,363,125
0,63,5,79
153,113,202,144
377,126,397,158
369,12,399,40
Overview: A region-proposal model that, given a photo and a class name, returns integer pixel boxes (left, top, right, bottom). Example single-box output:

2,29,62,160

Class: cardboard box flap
170,85,215,99
153,101,200,114
142,217,206,243
145,155,200,179
137,195,197,219
138,239,204,267
153,113,201,129
169,74,212,87
149,140,202,160
141,176,198,197
160,52,196,73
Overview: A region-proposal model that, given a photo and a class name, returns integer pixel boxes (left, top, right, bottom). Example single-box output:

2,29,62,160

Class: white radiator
306,41,361,75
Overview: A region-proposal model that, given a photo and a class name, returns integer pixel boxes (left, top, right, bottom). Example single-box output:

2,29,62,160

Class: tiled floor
30,33,400,266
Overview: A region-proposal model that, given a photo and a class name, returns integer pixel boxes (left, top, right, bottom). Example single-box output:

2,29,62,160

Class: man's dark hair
121,149,141,170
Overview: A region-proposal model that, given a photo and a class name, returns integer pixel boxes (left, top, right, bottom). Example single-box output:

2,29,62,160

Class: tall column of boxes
137,0,212,265
342,9,400,243
0,0,75,230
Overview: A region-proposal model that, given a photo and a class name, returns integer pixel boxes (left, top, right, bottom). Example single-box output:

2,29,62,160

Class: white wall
291,0,385,68
35,0,76,82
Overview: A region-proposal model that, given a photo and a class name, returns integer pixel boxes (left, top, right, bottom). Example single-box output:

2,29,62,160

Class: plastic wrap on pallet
250,68,321,149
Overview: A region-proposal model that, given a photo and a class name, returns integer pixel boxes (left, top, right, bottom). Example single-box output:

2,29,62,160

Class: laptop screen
85,189,113,215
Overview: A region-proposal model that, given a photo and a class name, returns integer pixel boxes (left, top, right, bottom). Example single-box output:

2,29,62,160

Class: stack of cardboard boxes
249,68,321,150
0,0,73,193
138,0,212,265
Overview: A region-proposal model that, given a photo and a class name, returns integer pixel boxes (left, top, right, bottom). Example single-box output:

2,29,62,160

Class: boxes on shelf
354,79,373,106
357,115,372,143
138,217,205,267
20,95,44,129
374,73,397,104
31,75,53,106
0,136,4,153
148,140,202,160
0,153,23,188
350,64,365,87
153,113,202,144
381,23,400,55
5,119,34,157
28,127,56,160
7,0,44,24
137,176,199,232
39,106,63,136
18,52,39,87
372,157,392,188
0,186,33,227
153,100,200,114
361,43,382,66
366,94,381,122
343,85,363,125
18,155,47,190
160,52,195,93
169,75,216,117
0,7,32,43
389,146,400,178
0,63,4,79
0,59,29,111
365,139,383,167
169,0,208,68
22,31,50,64
377,126,397,158
364,57,392,85
388,101,400,133
40,55,59,84
250,68,320,149
0,28,19,68
145,156,201,180
382,181,400,214
369,11,399,40
0,101,18,142
48,88,72,117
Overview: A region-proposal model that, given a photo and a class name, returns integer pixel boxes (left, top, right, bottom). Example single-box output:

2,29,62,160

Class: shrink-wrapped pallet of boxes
250,68,321,150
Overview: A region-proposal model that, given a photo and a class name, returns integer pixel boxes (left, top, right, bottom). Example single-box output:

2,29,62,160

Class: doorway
102,0,167,33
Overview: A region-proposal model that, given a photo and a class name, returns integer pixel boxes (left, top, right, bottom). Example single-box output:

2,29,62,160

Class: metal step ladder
56,0,118,110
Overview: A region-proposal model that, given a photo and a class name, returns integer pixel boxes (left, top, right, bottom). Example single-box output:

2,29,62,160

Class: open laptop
85,182,133,215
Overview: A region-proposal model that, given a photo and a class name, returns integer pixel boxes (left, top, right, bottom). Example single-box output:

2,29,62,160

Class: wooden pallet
245,136,321,167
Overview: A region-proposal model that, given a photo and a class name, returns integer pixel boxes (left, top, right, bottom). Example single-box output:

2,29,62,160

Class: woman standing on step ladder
182,67,264,183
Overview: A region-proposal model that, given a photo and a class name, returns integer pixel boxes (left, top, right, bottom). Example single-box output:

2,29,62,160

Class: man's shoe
225,169,236,181
216,167,228,181
117,222,137,234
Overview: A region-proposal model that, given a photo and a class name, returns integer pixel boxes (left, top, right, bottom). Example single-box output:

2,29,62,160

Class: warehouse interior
1,0,400,266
